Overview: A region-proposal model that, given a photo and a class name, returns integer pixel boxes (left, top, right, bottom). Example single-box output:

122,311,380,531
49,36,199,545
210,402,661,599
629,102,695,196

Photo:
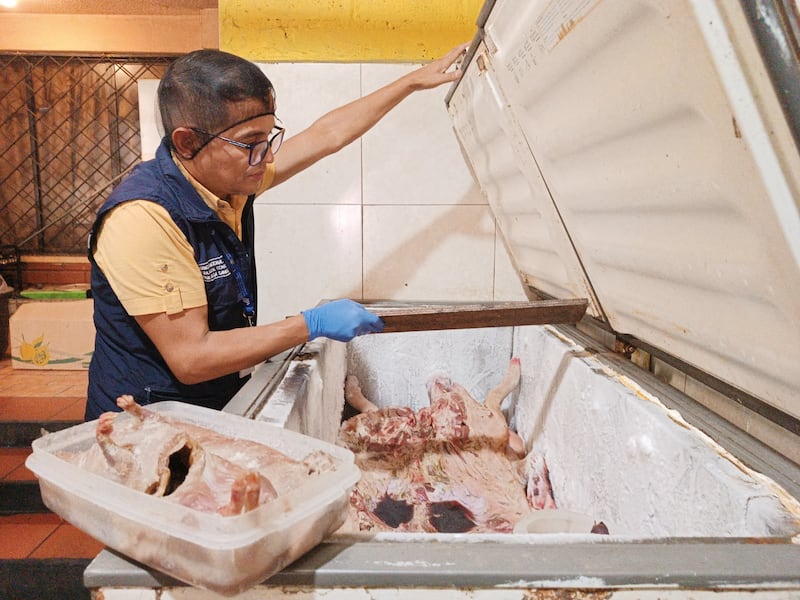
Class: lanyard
210,229,255,326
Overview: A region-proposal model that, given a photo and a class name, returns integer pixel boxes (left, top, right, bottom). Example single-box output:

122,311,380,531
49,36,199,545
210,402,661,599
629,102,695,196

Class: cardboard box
10,299,94,370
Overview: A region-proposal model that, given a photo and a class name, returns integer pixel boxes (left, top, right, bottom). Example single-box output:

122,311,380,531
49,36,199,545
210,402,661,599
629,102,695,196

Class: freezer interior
253,324,800,540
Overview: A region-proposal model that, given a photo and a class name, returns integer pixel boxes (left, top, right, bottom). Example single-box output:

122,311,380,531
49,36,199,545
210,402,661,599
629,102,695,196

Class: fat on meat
338,358,556,533
60,395,337,516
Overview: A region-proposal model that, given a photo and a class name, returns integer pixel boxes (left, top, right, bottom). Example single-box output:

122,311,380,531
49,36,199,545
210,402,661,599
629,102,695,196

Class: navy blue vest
85,140,257,420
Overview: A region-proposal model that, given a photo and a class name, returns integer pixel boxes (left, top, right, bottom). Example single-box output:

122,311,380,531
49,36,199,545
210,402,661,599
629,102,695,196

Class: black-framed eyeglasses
190,125,285,166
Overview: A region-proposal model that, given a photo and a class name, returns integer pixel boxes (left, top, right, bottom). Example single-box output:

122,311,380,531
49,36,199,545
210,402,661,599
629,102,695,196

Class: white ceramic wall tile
361,63,485,207
253,204,362,325
136,61,514,316
363,204,497,301
254,63,362,206
137,79,161,160
493,229,529,301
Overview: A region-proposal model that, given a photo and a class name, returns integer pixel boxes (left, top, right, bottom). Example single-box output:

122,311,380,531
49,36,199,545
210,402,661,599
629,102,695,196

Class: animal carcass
62,395,337,516
337,358,556,533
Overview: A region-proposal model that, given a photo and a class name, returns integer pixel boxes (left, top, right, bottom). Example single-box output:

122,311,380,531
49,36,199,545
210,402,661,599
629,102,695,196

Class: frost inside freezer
257,325,800,540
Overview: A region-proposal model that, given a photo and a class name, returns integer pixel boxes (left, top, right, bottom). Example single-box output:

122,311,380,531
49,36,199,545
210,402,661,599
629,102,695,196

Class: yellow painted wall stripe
220,0,483,62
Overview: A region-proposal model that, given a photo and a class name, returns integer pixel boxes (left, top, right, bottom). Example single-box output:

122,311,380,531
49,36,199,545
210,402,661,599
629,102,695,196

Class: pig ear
425,372,452,396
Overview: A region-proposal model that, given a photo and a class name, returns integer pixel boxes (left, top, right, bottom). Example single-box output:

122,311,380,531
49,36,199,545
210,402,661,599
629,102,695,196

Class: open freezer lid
447,0,800,422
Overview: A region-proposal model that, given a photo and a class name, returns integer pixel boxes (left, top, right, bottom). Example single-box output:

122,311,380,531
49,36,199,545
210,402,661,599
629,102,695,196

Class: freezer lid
447,0,800,421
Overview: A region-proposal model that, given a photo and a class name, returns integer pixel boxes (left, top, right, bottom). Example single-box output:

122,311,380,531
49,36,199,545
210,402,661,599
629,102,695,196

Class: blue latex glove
302,299,385,342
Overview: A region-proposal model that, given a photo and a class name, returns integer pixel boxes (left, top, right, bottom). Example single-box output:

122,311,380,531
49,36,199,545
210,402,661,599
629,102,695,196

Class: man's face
186,100,278,199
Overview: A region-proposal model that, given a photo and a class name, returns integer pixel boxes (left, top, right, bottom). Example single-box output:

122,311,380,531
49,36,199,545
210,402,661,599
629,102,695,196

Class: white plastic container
513,509,609,534
26,401,360,596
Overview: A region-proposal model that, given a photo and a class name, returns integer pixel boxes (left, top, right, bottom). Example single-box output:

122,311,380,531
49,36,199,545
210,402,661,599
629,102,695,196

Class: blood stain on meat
374,494,414,528
591,521,610,535
429,501,476,533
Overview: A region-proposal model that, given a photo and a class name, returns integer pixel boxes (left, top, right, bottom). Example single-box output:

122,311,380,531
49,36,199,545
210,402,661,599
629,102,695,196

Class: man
85,44,468,420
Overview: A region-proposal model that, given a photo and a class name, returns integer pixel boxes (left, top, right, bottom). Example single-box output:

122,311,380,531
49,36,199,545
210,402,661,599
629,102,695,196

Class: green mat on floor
19,289,88,300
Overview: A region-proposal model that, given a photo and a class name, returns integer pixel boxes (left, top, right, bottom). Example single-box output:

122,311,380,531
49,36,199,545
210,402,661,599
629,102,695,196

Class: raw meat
337,358,556,533
61,395,337,516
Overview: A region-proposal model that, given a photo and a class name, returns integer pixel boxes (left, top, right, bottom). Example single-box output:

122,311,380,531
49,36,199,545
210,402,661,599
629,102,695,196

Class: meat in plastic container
25,401,360,596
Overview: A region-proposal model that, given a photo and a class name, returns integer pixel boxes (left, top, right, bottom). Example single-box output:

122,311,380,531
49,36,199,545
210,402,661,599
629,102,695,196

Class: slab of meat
61,395,337,516
338,358,556,533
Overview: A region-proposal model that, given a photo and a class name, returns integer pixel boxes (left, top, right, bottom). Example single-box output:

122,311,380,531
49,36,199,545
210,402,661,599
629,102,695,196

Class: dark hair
158,49,276,149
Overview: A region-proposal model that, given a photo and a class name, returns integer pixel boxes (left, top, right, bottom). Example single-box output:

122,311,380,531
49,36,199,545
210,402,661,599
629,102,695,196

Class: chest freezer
85,0,800,597
87,325,800,597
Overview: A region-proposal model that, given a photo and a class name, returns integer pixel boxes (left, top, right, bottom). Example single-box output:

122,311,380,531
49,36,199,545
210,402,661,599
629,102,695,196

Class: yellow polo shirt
93,156,275,316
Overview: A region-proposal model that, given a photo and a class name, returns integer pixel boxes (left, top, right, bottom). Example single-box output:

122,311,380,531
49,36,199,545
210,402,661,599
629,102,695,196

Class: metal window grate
0,54,173,254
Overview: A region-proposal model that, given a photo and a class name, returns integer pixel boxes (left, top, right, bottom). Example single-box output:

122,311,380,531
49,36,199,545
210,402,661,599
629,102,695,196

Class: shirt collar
170,151,248,237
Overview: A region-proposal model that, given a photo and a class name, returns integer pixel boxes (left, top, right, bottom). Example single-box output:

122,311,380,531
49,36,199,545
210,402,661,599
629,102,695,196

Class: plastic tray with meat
25,401,359,596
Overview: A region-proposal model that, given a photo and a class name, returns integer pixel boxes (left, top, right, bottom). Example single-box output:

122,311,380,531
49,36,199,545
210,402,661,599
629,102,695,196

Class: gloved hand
302,299,385,342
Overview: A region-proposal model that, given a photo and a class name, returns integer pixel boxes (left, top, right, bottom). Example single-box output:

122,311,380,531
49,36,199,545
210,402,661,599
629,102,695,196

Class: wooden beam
0,13,216,54
369,299,589,333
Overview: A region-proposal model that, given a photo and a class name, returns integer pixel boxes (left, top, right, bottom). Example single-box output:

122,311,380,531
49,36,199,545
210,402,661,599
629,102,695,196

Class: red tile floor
0,358,105,559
